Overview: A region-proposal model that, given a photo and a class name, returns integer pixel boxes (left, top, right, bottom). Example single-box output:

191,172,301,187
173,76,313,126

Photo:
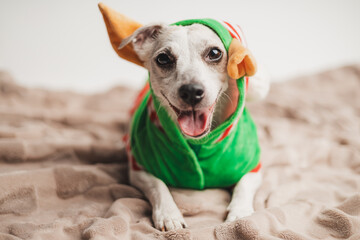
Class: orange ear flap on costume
98,3,144,67
227,38,257,79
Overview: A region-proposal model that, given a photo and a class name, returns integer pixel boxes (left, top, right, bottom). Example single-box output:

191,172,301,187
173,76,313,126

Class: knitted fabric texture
129,19,260,190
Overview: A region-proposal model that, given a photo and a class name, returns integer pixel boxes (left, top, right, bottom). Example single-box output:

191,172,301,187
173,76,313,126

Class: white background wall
1,0,359,93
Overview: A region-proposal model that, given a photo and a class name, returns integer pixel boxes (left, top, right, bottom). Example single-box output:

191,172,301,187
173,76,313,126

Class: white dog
99,5,269,231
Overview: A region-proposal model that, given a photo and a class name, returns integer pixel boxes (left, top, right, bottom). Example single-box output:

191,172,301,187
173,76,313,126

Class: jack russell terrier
99,3,269,231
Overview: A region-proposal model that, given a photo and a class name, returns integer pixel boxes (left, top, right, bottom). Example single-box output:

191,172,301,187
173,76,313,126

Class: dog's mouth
176,105,215,137
161,92,216,138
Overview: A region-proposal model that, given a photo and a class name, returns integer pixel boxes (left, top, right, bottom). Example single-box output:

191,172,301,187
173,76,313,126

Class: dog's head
99,4,257,138
120,23,228,138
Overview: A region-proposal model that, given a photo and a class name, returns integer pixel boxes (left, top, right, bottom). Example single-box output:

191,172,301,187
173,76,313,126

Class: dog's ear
98,3,144,67
119,24,165,62
227,39,257,79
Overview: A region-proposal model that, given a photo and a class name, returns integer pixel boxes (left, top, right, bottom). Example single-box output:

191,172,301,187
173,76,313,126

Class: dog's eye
156,53,173,66
206,48,222,62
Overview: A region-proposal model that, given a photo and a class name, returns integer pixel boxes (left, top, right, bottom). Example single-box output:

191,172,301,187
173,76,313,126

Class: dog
99,4,269,231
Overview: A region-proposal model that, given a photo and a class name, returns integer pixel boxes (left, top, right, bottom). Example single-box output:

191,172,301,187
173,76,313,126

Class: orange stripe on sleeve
250,162,261,173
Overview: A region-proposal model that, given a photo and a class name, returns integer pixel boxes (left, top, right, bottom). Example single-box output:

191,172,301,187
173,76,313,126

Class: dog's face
120,24,229,138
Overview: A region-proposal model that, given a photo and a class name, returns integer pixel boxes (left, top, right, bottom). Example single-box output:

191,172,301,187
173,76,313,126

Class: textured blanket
0,65,359,240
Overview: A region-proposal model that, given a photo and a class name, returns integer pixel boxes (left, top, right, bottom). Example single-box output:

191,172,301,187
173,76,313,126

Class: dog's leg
129,169,187,231
226,171,262,222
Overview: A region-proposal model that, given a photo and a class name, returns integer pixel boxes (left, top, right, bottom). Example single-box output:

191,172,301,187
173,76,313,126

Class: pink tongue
178,110,210,137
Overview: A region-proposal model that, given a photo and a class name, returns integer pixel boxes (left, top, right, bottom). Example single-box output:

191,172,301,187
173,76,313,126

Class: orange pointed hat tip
98,2,144,67
98,2,105,11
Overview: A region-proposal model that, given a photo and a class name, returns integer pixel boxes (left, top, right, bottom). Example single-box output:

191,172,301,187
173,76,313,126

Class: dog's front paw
153,206,187,231
225,206,254,222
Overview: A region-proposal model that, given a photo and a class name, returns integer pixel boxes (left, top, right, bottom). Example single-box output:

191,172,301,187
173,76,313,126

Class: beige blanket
0,65,359,240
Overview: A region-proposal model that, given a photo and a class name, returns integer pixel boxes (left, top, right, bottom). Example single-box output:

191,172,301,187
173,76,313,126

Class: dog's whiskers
222,91,233,105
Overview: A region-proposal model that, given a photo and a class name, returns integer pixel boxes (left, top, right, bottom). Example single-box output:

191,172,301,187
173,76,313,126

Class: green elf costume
99,4,261,190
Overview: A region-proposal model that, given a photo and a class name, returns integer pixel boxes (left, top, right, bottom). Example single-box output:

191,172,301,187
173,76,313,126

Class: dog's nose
178,84,205,106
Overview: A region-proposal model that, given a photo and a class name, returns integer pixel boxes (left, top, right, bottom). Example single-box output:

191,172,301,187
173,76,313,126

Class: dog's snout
178,84,204,106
